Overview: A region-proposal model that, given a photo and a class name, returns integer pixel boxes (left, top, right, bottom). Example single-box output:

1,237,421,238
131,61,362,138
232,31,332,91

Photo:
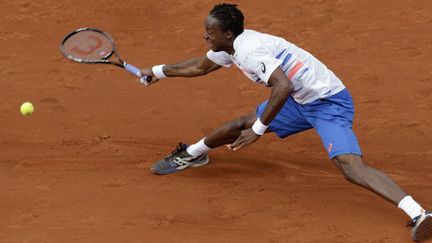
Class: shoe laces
171,142,187,154
165,143,190,163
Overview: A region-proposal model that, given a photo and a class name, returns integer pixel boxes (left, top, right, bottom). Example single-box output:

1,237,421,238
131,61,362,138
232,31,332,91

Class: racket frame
60,27,151,82
60,27,125,67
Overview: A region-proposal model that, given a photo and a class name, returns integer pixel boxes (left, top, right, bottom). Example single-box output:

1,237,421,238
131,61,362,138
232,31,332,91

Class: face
203,15,233,52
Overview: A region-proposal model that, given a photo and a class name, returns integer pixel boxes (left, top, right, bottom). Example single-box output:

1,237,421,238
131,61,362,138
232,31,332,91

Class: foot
151,143,209,175
408,210,432,242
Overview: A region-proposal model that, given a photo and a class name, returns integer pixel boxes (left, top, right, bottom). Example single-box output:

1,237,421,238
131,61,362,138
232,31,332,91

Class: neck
223,36,237,55
225,46,235,55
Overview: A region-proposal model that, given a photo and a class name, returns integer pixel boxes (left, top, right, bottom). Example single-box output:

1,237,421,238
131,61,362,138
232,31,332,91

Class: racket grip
124,63,153,83
124,63,142,77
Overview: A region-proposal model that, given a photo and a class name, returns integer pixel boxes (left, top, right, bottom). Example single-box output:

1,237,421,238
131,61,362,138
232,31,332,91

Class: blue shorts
256,88,362,159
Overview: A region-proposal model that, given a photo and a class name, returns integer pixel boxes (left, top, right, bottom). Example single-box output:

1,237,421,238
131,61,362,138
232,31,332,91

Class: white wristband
152,64,167,79
251,118,269,135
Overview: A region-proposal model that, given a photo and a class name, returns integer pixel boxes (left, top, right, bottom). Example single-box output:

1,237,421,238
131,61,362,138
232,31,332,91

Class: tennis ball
20,102,34,116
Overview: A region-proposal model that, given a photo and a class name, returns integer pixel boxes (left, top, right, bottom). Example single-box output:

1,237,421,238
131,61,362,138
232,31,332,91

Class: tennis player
139,3,431,241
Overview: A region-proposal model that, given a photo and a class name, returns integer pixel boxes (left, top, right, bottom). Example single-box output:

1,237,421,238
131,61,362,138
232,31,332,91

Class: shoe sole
412,215,432,242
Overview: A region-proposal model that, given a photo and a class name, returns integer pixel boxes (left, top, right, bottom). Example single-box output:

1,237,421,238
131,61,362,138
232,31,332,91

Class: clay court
1,0,432,242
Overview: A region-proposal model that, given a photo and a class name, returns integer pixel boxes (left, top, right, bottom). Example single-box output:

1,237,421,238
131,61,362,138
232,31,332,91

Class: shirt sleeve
206,50,233,67
243,49,282,84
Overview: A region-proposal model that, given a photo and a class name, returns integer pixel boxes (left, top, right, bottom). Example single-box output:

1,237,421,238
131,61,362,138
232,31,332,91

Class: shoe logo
173,157,193,169
327,143,333,153
260,62,266,73
173,155,199,169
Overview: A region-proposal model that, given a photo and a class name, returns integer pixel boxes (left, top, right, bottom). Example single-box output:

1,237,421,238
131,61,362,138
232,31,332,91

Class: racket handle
124,63,152,84
124,63,142,77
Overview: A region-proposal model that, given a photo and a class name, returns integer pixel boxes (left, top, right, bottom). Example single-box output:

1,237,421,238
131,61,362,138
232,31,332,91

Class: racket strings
62,30,114,61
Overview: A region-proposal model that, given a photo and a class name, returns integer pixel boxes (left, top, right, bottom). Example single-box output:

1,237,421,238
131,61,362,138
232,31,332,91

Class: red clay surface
1,0,432,242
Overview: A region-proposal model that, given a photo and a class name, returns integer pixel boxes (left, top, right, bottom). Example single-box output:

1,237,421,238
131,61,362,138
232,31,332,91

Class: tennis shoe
408,210,432,242
151,143,209,175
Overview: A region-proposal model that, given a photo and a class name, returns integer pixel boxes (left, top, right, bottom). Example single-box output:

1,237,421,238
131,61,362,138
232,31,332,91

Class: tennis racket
60,27,151,83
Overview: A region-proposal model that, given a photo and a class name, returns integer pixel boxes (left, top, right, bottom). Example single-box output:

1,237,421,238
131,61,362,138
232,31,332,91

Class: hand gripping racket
60,27,151,82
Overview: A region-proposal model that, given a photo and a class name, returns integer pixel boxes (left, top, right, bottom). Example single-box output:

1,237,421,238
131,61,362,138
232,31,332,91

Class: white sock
186,138,212,157
398,195,424,219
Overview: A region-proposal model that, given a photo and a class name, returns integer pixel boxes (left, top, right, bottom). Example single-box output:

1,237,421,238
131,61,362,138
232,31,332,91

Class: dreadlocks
209,3,244,36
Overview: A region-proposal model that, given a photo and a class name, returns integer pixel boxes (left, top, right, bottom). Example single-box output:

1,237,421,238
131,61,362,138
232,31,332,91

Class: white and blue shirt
207,29,345,104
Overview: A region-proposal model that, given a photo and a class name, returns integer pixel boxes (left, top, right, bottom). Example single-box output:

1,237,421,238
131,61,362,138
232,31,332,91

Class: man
139,3,431,242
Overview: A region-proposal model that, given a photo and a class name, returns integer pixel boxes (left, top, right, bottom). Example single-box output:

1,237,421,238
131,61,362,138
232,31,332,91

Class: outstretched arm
139,55,221,85
227,67,294,150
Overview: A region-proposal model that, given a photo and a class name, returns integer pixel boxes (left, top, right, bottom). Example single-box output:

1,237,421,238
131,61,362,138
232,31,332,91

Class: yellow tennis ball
20,102,34,116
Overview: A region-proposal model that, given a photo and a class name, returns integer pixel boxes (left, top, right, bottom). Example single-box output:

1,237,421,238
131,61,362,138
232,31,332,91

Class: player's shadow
185,152,339,181
187,155,304,179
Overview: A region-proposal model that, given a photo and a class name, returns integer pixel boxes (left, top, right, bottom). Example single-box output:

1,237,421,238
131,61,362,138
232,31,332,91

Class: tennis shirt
207,29,345,104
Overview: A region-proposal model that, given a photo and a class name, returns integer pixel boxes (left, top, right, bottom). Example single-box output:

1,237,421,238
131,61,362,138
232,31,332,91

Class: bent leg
203,95,313,149
151,114,256,175
204,113,256,148
332,154,407,205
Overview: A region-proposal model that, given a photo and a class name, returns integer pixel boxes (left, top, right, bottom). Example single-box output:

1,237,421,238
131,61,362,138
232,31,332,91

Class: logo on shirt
260,62,266,73
327,143,333,153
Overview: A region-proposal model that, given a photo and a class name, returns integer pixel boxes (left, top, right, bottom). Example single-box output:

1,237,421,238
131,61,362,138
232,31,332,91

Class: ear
224,30,234,39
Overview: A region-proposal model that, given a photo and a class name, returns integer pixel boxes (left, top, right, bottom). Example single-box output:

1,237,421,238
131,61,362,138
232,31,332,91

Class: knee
226,114,255,132
332,155,367,184
222,115,251,135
